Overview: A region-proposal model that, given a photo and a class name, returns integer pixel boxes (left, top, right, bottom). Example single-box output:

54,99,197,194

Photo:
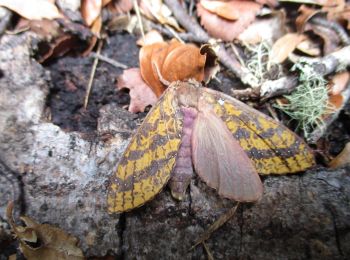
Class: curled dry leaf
307,23,341,54
329,142,350,168
270,33,307,64
81,0,102,26
108,0,133,14
140,0,182,31
137,29,164,46
197,0,261,41
296,38,321,56
295,5,322,33
200,0,240,20
279,0,340,6
0,0,62,20
140,40,207,97
329,71,350,95
237,11,286,44
117,68,157,113
6,202,84,260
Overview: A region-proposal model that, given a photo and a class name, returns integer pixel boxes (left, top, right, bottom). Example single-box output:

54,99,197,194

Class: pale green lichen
275,59,334,139
244,41,282,85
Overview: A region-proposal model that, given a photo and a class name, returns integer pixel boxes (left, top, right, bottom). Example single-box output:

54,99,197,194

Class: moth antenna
152,61,171,87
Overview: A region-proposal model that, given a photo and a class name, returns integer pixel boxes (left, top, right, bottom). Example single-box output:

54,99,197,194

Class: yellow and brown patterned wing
201,88,315,175
107,87,182,213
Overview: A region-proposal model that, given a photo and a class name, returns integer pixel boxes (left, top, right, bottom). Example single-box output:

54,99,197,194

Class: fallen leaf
108,0,133,14
117,68,157,113
140,41,169,96
140,40,207,97
238,11,286,44
81,0,102,26
296,38,321,56
279,0,340,6
255,0,278,7
200,0,241,20
306,23,340,54
161,44,206,82
140,0,182,31
329,142,350,168
270,33,307,64
137,29,164,46
6,202,84,260
295,5,322,32
329,71,350,95
200,44,220,83
0,0,62,20
197,0,261,41
90,13,102,36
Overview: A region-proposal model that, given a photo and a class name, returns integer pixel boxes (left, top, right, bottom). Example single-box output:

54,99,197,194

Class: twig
310,17,350,46
164,0,209,43
84,40,103,109
164,0,259,87
164,24,184,43
133,0,145,41
90,52,128,69
0,8,12,36
231,87,260,100
190,203,240,250
260,46,350,99
151,23,205,43
202,242,214,260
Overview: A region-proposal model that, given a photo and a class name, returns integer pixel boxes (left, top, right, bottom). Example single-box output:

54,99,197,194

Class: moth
107,80,315,213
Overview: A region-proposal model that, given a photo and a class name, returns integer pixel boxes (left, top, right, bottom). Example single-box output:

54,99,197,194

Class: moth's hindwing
107,88,183,213
201,88,315,175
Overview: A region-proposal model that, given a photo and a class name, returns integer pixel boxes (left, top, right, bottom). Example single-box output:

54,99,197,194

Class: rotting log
0,33,349,259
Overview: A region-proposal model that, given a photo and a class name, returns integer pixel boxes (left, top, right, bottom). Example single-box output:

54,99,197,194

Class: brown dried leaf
91,14,102,36
307,23,340,54
200,0,240,20
81,0,102,26
108,0,133,14
161,44,206,82
140,0,182,31
255,0,278,7
270,33,307,64
117,68,157,113
6,202,84,260
238,11,286,44
197,0,261,41
0,0,62,20
329,71,350,95
296,5,322,33
329,142,350,168
140,40,207,97
137,29,164,46
296,38,321,56
140,42,169,96
279,0,340,6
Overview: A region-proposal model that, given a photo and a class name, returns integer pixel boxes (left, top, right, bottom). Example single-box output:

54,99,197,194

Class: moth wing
192,109,263,202
107,87,183,213
201,88,315,175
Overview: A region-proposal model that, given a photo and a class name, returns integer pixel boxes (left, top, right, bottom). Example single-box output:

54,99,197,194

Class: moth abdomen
169,107,198,200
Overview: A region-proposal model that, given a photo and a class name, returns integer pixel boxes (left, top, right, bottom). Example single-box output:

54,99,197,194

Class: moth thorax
176,83,200,108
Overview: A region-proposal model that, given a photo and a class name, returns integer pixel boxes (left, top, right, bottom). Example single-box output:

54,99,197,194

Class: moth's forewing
192,108,263,202
201,88,315,175
107,87,183,213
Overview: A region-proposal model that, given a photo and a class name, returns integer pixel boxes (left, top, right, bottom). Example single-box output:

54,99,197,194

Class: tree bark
0,33,349,259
